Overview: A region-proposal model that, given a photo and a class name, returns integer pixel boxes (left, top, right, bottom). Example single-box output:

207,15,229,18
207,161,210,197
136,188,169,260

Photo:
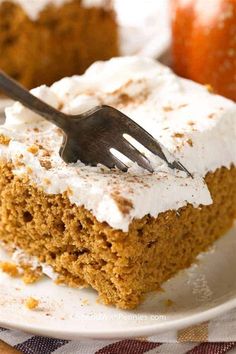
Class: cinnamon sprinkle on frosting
0,56,235,231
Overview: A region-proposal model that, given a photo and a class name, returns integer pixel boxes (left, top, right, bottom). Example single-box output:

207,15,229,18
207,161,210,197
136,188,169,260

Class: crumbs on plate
25,297,39,310
0,262,20,277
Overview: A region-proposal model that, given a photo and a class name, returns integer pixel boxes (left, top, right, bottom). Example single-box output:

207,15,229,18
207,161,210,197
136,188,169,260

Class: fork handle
0,71,69,131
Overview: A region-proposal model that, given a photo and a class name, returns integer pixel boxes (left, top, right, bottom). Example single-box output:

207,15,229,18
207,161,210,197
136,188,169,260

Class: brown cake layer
0,0,119,88
0,162,235,309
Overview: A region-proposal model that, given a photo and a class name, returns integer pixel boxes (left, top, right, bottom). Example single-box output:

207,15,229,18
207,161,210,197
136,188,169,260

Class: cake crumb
25,297,39,310
22,267,42,284
27,145,39,155
0,262,19,277
0,134,11,145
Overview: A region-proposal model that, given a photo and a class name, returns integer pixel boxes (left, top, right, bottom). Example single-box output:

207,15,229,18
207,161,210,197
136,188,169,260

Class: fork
0,71,191,176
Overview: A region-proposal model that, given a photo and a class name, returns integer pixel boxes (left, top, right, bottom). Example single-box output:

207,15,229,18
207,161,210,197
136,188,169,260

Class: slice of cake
0,0,118,88
0,57,235,309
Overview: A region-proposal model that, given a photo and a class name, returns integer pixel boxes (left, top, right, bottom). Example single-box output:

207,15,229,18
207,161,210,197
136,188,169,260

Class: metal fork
0,71,191,176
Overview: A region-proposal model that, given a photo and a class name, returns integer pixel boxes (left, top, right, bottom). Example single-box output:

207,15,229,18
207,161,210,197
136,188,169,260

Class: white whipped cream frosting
0,57,236,231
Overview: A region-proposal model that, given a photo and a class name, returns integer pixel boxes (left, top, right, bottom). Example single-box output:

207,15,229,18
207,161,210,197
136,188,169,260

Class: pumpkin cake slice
0,57,235,309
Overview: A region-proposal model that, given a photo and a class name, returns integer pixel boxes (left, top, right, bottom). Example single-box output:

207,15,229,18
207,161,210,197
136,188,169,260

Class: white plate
0,224,235,340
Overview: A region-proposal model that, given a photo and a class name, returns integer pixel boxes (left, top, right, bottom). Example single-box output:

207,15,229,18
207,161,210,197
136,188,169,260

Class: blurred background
0,0,235,100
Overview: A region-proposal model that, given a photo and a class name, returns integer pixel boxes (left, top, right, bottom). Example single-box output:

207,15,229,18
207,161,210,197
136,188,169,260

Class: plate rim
1,296,236,340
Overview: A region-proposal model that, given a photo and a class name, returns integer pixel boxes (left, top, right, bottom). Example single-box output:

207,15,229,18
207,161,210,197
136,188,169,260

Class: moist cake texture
0,57,235,309
0,0,118,87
